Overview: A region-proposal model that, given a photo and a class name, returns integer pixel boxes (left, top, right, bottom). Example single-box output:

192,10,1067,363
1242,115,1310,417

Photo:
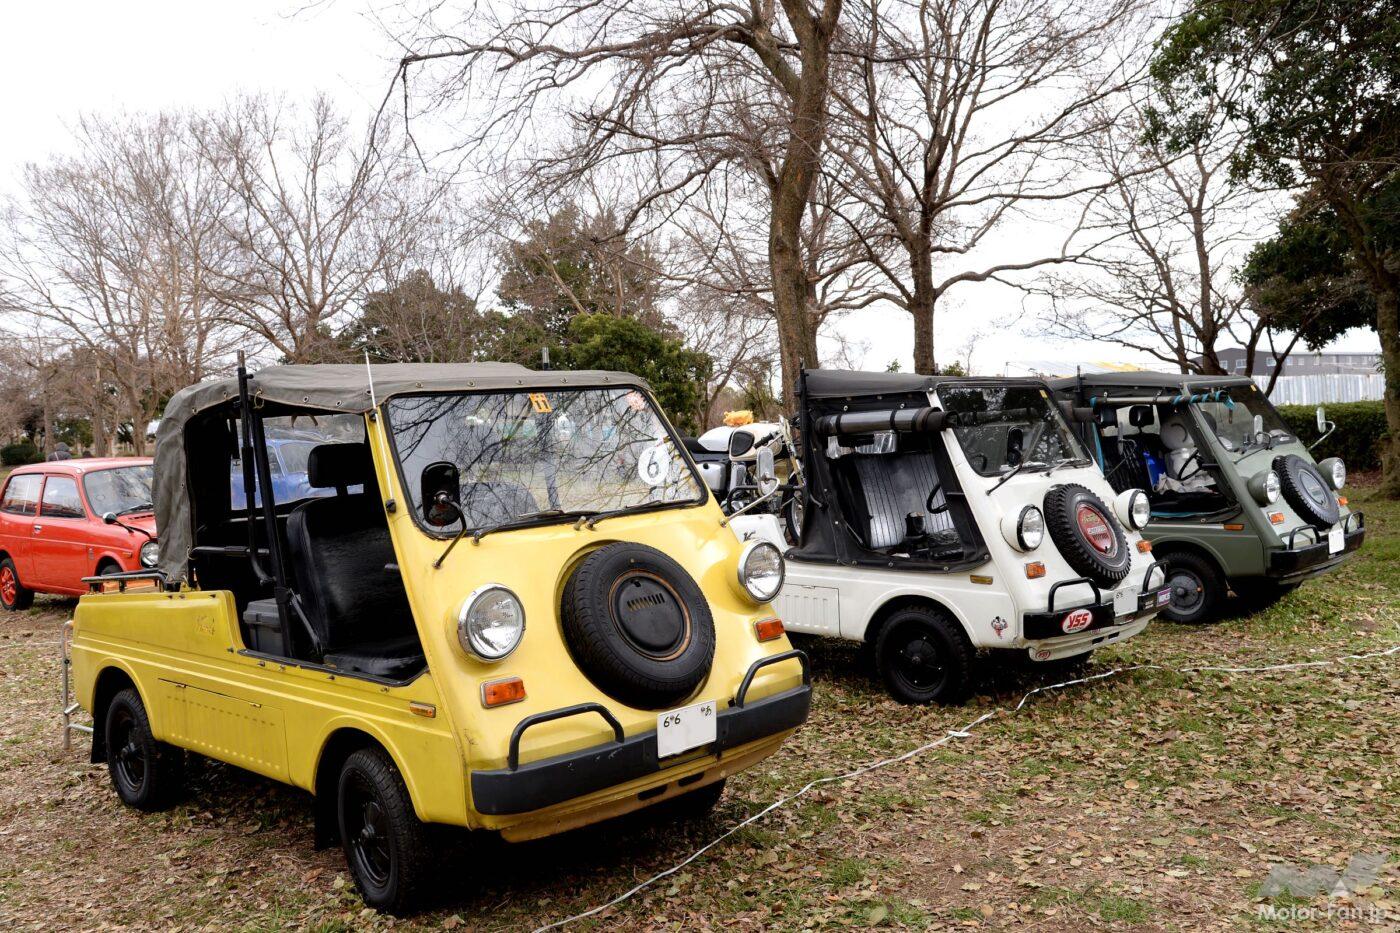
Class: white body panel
729,400,1166,663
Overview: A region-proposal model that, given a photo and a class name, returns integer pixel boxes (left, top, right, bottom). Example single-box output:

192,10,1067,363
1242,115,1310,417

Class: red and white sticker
1061,607,1094,634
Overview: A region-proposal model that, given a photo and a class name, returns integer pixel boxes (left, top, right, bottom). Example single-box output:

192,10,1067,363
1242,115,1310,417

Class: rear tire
104,688,184,811
0,557,34,611
338,747,432,915
1159,552,1225,624
874,605,974,705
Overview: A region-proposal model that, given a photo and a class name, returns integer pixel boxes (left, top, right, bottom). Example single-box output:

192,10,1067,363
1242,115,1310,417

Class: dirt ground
0,489,1396,931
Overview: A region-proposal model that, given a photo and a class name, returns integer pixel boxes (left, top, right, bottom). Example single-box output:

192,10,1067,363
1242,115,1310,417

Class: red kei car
0,458,157,610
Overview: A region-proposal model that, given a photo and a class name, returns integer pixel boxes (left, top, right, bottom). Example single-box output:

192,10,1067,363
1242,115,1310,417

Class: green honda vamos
1052,373,1364,623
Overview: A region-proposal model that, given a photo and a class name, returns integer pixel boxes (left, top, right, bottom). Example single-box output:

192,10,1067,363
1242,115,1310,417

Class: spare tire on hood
1272,454,1340,529
1043,483,1132,588
561,542,716,710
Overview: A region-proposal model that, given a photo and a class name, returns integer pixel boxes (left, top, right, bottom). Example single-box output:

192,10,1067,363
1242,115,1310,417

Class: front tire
875,605,974,705
338,747,432,915
1159,552,1225,624
104,688,183,811
0,557,34,611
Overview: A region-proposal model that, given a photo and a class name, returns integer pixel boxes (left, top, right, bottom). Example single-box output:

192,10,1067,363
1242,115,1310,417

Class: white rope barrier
536,642,1400,932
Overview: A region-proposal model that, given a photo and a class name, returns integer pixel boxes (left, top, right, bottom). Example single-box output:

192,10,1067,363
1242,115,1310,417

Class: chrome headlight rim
737,540,785,603
457,584,526,662
1016,505,1045,551
1249,469,1281,506
1112,488,1150,531
1319,457,1346,491
139,539,160,568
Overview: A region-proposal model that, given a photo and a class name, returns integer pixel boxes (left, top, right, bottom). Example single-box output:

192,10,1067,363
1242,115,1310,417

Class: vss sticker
1061,608,1094,634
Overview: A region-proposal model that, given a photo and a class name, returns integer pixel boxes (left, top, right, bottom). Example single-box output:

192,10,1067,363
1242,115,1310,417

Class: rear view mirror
420,461,462,527
102,512,118,525
1316,406,1327,432
755,447,778,497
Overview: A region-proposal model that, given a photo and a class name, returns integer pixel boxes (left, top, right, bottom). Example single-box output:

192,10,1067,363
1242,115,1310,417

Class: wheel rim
344,779,393,890
1168,569,1205,614
0,566,16,606
109,708,146,793
890,623,948,695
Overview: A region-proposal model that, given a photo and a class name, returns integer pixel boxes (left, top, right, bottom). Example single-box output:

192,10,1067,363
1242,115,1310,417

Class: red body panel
0,458,155,598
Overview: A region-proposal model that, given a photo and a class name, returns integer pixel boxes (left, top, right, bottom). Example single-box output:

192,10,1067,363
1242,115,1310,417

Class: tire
781,490,804,546
561,542,716,710
1043,484,1132,587
1272,455,1340,529
1158,552,1226,624
668,778,727,820
874,604,974,705
337,747,433,915
1232,578,1299,611
104,687,184,811
0,556,34,611
97,559,122,577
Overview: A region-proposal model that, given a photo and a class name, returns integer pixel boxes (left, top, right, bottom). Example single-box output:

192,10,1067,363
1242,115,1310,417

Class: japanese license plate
657,699,717,758
1113,587,1138,617
1328,526,1344,554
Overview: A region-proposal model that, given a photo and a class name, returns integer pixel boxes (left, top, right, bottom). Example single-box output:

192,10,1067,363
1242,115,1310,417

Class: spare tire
1272,455,1339,529
1043,484,1131,587
561,543,716,710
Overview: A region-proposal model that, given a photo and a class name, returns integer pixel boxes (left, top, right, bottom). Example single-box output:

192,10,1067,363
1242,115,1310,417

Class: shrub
1276,401,1387,471
0,442,42,466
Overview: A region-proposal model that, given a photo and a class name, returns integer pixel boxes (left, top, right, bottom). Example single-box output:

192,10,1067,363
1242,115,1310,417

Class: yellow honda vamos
67,362,809,913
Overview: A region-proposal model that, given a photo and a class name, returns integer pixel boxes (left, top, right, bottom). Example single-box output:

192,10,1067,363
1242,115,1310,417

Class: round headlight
457,585,525,661
139,540,160,568
1320,457,1345,490
1017,506,1045,550
1128,490,1150,530
738,541,785,603
1264,470,1281,503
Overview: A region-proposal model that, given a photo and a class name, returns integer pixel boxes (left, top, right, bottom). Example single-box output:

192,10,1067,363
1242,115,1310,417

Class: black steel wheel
104,687,183,811
1158,552,1225,624
337,747,432,914
874,605,974,705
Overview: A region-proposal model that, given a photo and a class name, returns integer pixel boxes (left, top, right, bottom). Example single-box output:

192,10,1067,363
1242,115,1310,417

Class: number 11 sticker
529,393,552,413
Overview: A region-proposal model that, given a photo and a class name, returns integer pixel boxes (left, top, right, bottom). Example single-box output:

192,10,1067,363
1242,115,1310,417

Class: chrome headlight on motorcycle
457,585,525,661
1002,505,1044,552
738,541,785,603
139,540,160,568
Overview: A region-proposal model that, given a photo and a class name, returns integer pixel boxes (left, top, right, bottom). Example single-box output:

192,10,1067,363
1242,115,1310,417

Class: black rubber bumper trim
1023,586,1171,640
470,652,812,816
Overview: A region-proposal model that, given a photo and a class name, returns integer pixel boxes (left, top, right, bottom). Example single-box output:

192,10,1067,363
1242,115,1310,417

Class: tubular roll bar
506,703,624,771
60,621,91,750
1046,577,1101,615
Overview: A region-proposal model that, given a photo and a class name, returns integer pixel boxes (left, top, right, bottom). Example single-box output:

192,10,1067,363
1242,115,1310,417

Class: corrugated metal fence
1258,374,1386,405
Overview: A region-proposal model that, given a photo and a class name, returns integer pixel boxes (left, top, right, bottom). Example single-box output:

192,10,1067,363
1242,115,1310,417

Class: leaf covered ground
0,490,1396,931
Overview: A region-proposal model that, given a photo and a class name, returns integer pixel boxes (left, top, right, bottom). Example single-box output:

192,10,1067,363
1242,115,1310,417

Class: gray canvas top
1047,371,1256,392
153,363,649,581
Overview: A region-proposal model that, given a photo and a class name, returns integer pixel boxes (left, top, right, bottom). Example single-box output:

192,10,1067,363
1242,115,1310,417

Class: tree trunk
1375,284,1400,499
910,255,937,373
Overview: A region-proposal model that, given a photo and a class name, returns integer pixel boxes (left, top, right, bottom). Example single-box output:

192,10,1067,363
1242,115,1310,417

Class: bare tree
0,113,233,454
389,0,846,401
1034,88,1297,385
197,95,419,362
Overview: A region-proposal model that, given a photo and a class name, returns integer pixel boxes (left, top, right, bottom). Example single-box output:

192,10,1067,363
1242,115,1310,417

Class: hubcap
1168,570,1204,613
891,626,948,694
609,571,690,660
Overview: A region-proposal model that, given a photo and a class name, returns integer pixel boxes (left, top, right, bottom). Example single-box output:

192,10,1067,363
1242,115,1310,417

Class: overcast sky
1,1,1380,375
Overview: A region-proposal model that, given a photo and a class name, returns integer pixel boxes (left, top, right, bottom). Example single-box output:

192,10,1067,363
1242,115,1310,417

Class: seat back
286,444,414,653
850,452,954,550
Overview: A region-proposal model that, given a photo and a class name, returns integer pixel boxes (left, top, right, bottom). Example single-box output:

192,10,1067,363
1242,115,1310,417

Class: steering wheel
1175,449,1203,481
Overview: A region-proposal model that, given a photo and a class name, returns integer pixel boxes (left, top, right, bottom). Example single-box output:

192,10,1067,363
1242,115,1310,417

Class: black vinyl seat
286,443,424,681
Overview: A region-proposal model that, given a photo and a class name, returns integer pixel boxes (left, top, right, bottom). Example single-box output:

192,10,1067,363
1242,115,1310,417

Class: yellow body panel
71,413,803,834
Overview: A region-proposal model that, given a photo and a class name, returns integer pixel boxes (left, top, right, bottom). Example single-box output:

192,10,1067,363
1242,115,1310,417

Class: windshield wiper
578,501,673,529
1047,457,1092,476
117,503,154,516
433,509,596,569
988,460,1047,494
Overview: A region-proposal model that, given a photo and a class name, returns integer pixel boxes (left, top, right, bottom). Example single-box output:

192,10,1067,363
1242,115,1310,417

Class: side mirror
755,447,778,497
102,512,118,525
1005,427,1024,467
1315,406,1327,432
420,461,462,528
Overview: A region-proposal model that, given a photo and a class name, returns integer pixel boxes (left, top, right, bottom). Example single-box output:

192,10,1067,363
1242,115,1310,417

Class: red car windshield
83,465,154,517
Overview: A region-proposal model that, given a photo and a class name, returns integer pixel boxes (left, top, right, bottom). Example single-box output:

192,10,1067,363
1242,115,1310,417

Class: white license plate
1328,526,1344,554
1113,587,1138,617
657,699,717,758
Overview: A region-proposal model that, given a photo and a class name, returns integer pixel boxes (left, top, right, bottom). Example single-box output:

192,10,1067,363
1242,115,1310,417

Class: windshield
1192,385,1292,457
83,465,154,516
387,387,703,533
937,383,1088,477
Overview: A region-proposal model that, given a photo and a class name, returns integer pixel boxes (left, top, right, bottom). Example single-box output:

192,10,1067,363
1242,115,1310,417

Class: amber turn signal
1136,539,1153,553
1269,512,1286,525
1338,496,1348,506
754,617,785,642
481,677,526,708
408,701,437,719
1024,561,1046,579
1223,523,1244,531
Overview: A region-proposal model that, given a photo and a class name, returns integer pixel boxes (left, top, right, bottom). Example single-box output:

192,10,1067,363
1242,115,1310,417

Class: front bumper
470,651,812,816
1267,513,1365,581
1021,565,1171,641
